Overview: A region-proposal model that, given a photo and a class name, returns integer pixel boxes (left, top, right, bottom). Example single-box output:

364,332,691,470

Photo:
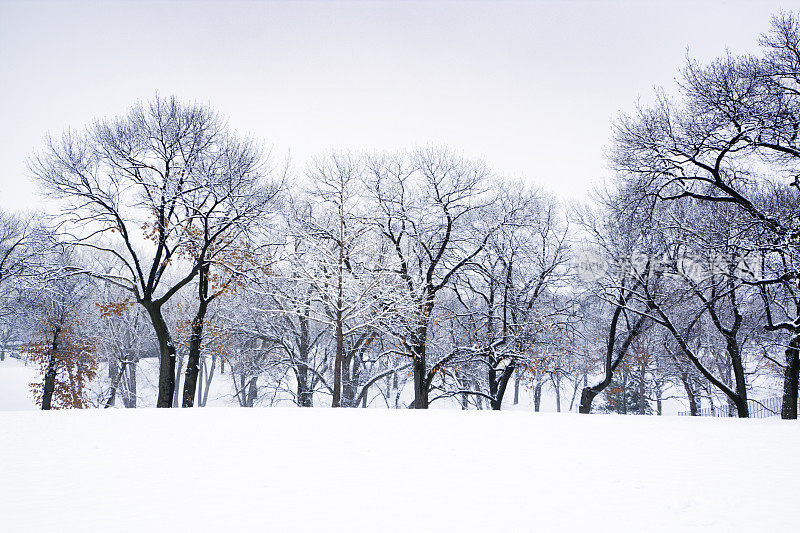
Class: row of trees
2,12,799,418
599,11,800,418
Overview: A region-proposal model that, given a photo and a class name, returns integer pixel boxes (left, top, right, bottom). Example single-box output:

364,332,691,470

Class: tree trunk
104,362,127,409
490,362,515,410
726,338,749,417
553,375,561,413
412,342,429,409
41,327,60,410
637,362,647,415
681,374,698,416
125,362,137,408
620,366,628,415
297,366,313,407
781,333,800,419
172,353,183,407
197,357,204,405
182,291,208,408
411,301,434,409
296,310,313,407
568,375,582,412
200,355,215,407
342,344,363,408
332,310,344,408
533,380,542,412
107,357,118,407
578,387,598,415
488,364,498,409
41,355,57,410
246,377,258,407
144,303,177,408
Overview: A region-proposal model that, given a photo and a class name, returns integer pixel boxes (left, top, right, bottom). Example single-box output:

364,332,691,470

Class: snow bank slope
0,409,796,532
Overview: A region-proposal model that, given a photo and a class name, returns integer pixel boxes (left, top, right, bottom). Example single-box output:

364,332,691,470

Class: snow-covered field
1,408,797,532
0,357,37,411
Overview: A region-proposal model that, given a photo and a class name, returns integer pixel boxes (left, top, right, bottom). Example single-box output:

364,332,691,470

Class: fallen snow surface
0,409,797,532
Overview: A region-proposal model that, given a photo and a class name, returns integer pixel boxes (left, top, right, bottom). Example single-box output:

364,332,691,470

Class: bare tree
449,184,570,409
609,13,800,417
179,133,281,408
365,147,501,408
30,95,277,407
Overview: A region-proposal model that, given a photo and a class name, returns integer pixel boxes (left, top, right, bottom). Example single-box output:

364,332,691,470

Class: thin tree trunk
107,356,118,407
553,374,561,413
125,362,137,408
656,389,662,416
332,312,344,407
297,309,313,407
681,373,698,415
637,361,647,415
533,380,543,412
197,357,204,405
331,207,346,408
172,353,183,408
104,362,127,409
568,375,582,412
200,355,216,407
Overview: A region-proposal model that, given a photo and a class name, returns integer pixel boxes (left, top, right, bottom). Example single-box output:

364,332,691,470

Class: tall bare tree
30,95,277,407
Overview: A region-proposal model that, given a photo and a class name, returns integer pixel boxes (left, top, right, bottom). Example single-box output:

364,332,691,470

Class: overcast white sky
0,0,791,211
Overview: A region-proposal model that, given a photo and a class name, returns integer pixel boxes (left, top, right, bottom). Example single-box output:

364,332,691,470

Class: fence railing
677,396,796,418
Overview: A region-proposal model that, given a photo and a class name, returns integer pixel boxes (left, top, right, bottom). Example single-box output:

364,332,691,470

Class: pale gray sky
0,0,791,211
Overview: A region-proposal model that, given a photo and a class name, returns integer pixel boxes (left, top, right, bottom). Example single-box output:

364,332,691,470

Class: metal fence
677,396,796,418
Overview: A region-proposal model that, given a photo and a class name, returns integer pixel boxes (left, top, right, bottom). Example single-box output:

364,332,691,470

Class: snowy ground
0,357,37,411
0,408,797,532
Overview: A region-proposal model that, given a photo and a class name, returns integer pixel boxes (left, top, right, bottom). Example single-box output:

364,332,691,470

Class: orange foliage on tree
176,311,236,361
513,319,571,385
28,312,98,409
182,221,270,296
96,299,134,319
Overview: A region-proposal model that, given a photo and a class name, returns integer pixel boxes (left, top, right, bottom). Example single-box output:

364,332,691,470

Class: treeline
1,12,799,417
